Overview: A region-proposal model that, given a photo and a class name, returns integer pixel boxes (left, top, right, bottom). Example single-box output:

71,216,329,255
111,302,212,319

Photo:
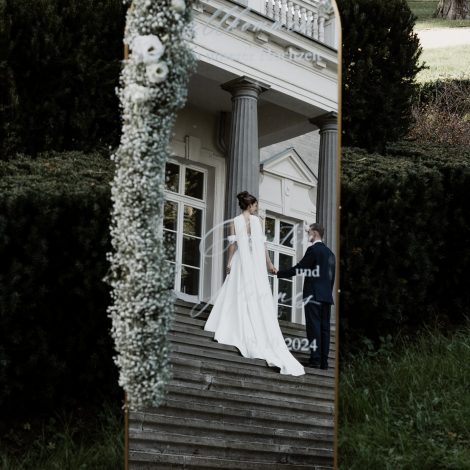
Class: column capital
309,111,338,132
221,75,271,99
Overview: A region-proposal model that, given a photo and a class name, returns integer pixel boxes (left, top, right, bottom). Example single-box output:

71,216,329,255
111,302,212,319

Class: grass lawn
407,0,470,82
338,326,470,469
408,0,470,29
0,401,124,469
417,44,470,81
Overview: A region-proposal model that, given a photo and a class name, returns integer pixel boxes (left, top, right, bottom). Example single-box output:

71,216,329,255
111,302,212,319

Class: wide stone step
170,355,335,393
173,310,337,355
129,430,333,466
169,327,336,365
170,367,333,403
170,320,337,356
170,342,336,381
151,396,333,431
129,451,333,469
163,382,333,419
172,320,215,337
129,413,334,447
128,299,335,469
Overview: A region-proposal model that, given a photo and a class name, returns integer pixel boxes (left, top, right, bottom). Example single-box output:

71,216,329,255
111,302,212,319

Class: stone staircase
128,299,336,469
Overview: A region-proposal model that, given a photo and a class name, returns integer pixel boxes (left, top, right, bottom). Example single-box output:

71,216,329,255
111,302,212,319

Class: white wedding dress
204,213,305,376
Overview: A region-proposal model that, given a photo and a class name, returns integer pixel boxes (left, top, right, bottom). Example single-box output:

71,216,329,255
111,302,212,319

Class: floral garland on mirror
103,0,197,410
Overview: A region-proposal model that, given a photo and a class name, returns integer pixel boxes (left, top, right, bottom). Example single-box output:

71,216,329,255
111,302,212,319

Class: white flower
131,35,165,63
146,61,169,84
125,83,151,104
171,0,186,13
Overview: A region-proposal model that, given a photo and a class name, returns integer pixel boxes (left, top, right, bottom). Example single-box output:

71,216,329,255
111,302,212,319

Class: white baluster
281,0,287,25
287,1,294,30
306,10,313,37
273,0,280,22
299,7,307,34
313,12,318,40
293,4,300,31
266,0,273,19
319,15,325,42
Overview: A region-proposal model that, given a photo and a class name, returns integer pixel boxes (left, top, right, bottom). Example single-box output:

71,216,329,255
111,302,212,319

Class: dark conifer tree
337,0,424,152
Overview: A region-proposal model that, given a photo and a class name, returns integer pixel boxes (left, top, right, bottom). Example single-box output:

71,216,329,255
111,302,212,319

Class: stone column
309,112,339,327
309,112,338,255
220,76,270,221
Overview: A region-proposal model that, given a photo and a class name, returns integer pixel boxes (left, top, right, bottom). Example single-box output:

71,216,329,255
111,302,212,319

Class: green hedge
340,142,470,353
0,152,119,416
3,145,469,406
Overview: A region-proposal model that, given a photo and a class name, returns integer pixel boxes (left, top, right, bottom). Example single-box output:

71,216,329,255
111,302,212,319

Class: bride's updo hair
237,191,257,210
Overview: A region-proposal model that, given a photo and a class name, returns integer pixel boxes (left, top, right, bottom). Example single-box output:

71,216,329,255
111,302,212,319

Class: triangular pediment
260,148,317,187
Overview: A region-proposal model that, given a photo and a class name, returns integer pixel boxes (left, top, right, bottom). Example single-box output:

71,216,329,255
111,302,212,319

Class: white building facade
165,0,339,325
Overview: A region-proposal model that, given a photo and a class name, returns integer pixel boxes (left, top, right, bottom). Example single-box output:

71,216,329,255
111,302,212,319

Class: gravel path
417,27,470,48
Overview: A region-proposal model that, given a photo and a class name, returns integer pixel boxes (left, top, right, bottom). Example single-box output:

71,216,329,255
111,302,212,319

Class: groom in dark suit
275,223,335,370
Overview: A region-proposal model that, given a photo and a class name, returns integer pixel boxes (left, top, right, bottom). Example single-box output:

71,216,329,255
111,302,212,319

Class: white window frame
164,159,208,302
265,214,298,322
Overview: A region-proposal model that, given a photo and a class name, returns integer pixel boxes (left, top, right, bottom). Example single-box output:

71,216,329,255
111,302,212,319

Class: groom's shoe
304,360,321,369
299,360,317,368
304,360,328,370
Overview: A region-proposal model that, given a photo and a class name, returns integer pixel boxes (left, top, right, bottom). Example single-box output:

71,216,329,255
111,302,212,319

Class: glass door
265,215,298,321
163,160,206,298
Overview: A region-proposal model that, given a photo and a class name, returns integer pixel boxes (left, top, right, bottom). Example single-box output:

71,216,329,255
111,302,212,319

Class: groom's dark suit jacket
276,241,336,305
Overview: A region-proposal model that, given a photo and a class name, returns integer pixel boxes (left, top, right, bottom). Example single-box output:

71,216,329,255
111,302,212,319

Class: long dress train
204,213,305,376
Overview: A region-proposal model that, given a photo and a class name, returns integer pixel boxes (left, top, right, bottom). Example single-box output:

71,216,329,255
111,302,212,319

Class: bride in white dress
204,191,305,376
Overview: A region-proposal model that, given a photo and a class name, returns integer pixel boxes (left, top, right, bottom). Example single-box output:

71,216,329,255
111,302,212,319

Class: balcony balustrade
246,0,334,46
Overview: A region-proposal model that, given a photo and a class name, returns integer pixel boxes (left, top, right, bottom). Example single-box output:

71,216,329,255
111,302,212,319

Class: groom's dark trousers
276,241,335,367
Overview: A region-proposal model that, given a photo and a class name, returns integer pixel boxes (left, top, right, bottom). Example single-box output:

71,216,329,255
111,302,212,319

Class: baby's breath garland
103,0,197,410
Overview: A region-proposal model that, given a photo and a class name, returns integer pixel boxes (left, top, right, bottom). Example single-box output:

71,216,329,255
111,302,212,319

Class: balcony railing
248,0,335,46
